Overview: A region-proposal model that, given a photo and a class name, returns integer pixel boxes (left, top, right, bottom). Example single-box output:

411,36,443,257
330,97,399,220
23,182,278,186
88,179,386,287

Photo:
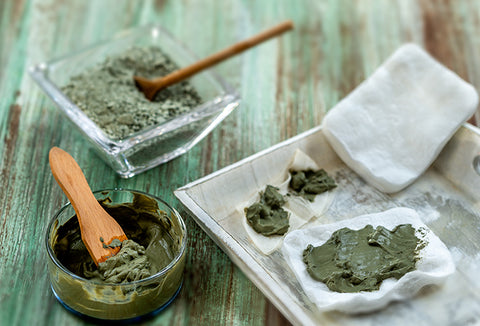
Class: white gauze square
322,43,478,193
282,207,455,313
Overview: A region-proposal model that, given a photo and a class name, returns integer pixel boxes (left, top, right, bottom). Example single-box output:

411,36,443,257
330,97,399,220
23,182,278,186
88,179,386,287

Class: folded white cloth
322,43,478,193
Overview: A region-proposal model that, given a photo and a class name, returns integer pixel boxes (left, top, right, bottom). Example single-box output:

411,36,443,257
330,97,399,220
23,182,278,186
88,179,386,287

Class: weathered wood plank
2,0,480,325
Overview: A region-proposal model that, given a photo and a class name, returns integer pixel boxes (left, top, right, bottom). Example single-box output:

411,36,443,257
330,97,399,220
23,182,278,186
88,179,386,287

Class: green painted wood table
2,0,480,325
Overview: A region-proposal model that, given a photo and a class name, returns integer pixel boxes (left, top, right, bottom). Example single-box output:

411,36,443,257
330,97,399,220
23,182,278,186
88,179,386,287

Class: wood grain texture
1,0,480,325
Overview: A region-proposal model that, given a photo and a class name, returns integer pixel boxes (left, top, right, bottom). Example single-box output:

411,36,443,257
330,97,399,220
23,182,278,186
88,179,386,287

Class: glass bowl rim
45,188,187,286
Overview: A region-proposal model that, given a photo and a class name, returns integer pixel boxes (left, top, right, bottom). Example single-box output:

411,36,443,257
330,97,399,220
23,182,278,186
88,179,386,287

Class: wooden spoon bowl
49,147,127,265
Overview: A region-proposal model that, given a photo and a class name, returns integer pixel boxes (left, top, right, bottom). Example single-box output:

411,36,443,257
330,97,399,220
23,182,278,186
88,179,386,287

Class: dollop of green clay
96,240,152,283
101,237,122,249
244,185,289,236
289,169,336,202
303,224,420,293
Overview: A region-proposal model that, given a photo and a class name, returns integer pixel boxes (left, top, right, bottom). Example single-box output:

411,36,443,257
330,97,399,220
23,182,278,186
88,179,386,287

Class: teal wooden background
1,0,480,325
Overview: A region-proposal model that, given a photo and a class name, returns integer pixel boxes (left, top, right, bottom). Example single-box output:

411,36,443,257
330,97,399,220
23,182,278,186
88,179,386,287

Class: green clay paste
54,194,178,284
303,224,420,293
244,185,289,236
101,237,122,249
62,46,202,140
90,239,152,283
289,169,336,202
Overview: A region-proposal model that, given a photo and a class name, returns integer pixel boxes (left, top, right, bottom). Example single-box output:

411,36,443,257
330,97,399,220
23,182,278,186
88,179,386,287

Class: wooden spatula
49,147,127,265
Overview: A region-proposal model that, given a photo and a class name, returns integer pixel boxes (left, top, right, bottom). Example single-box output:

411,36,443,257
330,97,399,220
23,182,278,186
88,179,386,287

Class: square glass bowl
30,25,240,178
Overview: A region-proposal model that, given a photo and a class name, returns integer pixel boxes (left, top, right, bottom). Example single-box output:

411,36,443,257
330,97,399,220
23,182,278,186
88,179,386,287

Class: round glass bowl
45,189,187,321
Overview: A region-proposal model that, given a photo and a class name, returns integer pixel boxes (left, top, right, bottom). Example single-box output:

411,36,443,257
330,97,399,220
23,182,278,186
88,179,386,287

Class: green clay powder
62,46,202,140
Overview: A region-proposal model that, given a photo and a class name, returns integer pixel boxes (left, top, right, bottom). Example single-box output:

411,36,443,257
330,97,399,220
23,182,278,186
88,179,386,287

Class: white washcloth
322,43,478,193
282,207,455,313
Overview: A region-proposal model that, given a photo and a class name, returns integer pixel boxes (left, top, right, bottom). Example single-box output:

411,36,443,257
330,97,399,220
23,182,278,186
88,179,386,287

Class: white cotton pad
282,207,455,313
322,43,479,193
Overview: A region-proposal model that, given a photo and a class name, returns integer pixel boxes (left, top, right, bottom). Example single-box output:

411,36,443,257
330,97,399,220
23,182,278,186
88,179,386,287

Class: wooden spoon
49,147,127,266
134,20,294,100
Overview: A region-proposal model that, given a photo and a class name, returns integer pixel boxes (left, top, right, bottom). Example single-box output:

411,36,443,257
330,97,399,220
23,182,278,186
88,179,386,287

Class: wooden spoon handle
138,20,294,99
49,147,98,216
49,147,127,265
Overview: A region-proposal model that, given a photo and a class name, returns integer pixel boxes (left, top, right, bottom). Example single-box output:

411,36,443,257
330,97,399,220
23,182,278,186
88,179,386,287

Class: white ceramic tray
175,123,480,326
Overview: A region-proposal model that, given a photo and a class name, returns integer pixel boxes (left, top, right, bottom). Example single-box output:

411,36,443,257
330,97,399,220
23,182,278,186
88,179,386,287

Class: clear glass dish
30,25,240,178
46,189,187,321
